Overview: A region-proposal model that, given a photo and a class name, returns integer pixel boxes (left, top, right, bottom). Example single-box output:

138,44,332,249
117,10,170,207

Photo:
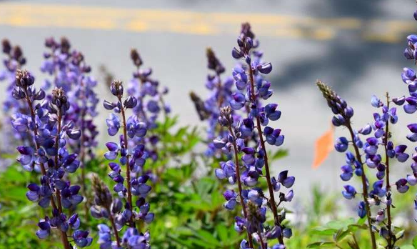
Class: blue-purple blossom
407,124,417,142
277,171,295,188
396,178,410,193
10,70,91,248
357,201,367,218
73,230,93,247
95,80,153,247
335,137,349,152
317,23,417,245
122,228,150,249
340,165,354,181
213,23,295,248
342,185,356,199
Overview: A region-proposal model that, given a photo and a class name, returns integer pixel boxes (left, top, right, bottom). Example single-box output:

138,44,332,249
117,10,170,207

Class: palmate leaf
164,162,196,183
311,217,367,246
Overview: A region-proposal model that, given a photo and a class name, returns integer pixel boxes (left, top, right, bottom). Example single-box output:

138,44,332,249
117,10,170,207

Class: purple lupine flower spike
317,81,379,248
212,23,294,249
317,73,416,248
40,37,100,221
11,70,91,248
96,80,153,248
127,49,170,163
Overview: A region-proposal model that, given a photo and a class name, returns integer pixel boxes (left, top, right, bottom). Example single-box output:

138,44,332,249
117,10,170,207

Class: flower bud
124,96,138,109
110,80,124,97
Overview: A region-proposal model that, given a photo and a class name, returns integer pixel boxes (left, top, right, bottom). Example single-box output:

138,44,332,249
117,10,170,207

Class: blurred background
1,0,417,197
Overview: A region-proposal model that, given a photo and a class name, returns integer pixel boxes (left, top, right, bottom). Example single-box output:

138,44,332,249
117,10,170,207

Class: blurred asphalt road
1,0,417,201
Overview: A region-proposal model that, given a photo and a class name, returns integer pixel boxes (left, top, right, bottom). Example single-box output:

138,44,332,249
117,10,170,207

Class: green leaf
396,230,405,241
216,224,228,242
0,166,27,183
326,218,355,230
307,242,336,248
347,223,368,232
312,228,337,236
195,229,220,246
333,229,350,242
413,235,417,249
270,149,289,161
357,217,366,225
1,185,27,202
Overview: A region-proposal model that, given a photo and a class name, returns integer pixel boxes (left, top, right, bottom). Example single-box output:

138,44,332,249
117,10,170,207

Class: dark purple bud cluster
317,81,354,128
0,40,32,151
127,49,170,162
98,80,153,248
199,48,237,157
214,23,293,249
207,47,226,75
1,39,26,72
11,70,91,248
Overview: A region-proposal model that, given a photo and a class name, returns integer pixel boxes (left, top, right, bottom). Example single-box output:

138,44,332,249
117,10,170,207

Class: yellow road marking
0,2,415,43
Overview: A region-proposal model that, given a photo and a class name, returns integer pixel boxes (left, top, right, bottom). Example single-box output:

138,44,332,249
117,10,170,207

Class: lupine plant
99,80,153,248
213,23,295,249
12,69,92,248
41,37,100,218
315,7,417,248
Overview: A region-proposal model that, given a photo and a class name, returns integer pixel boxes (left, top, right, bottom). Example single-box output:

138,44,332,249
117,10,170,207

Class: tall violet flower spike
12,70,91,248
98,80,153,249
215,23,294,249
316,81,414,249
195,48,235,157
127,49,170,163
41,38,99,162
394,5,417,245
316,6,417,249
317,81,377,249
41,37,100,218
